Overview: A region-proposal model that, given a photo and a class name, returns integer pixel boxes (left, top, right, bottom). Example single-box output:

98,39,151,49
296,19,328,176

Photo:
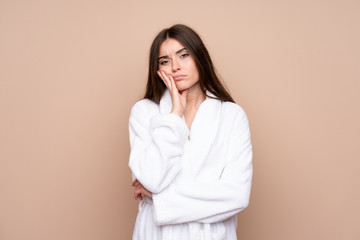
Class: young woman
128,24,253,240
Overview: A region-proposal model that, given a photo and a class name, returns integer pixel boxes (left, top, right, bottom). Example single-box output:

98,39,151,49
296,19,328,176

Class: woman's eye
160,60,169,65
180,53,189,59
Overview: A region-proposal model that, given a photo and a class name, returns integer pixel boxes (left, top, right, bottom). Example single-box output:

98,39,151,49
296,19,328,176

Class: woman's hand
157,70,188,117
132,179,152,200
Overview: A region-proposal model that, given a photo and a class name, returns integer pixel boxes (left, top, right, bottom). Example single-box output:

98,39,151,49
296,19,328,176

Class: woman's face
158,38,199,91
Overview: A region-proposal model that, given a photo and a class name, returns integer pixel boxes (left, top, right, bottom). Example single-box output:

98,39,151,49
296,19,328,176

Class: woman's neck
184,83,206,110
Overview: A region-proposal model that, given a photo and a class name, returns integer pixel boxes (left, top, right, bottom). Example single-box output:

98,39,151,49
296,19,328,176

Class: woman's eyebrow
158,48,187,60
176,47,187,54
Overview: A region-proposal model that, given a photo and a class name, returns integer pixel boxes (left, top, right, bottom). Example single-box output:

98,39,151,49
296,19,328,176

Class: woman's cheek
159,65,171,74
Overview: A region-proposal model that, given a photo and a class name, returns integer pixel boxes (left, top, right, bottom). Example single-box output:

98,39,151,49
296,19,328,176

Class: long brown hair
144,24,234,104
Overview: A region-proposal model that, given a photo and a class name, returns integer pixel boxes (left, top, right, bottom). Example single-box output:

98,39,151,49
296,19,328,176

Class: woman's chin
175,83,186,91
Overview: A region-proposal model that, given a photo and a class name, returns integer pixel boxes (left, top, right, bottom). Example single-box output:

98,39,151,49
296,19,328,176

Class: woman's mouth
173,75,186,81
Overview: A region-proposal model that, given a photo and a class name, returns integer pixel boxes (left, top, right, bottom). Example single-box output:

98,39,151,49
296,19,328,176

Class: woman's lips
173,75,186,81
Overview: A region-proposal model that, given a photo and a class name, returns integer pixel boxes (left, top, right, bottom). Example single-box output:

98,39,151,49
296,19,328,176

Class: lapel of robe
187,92,221,176
159,89,222,177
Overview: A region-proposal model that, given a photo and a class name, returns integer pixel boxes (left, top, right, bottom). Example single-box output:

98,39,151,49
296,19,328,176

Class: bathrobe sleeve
152,106,253,225
128,100,189,194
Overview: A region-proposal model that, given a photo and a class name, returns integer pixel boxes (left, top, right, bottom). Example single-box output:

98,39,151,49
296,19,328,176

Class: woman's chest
179,126,231,180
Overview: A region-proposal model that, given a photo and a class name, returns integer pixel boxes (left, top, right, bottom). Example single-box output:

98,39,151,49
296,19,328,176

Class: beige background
1,0,359,239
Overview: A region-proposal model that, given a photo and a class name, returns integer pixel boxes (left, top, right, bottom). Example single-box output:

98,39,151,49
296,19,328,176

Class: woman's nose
172,59,181,72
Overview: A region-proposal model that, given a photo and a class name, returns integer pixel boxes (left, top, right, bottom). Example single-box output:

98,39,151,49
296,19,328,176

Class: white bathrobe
128,89,253,240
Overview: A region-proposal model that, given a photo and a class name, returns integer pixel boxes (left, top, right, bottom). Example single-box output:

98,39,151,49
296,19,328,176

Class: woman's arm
129,71,189,194
128,100,189,194
152,107,253,225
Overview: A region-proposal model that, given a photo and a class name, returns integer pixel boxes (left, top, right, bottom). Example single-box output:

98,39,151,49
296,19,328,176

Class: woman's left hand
132,179,153,200
157,70,188,117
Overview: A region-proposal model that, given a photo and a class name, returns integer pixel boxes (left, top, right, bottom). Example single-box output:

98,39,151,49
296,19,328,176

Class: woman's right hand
132,179,152,200
157,70,188,117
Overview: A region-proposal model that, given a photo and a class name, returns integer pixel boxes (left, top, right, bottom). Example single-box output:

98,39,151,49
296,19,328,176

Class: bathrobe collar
159,89,222,176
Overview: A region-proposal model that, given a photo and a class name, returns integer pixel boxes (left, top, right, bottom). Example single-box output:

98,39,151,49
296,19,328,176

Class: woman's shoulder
219,101,250,128
132,98,158,109
130,98,159,118
221,101,247,118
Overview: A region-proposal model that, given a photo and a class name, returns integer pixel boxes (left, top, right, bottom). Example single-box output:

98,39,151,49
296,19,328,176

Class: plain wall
0,0,359,239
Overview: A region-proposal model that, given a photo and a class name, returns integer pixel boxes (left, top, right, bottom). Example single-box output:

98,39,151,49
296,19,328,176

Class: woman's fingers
132,179,143,189
133,181,141,188
136,187,151,199
132,179,139,186
157,71,171,90
133,182,153,200
157,70,180,97
157,71,166,87
134,190,142,200
134,187,142,199
168,75,178,94
134,190,143,200
134,189,143,200
133,180,144,200
160,72,186,116
157,71,187,116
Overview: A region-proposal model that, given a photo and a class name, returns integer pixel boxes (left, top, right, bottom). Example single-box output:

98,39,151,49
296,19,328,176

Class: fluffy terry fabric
128,89,253,240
